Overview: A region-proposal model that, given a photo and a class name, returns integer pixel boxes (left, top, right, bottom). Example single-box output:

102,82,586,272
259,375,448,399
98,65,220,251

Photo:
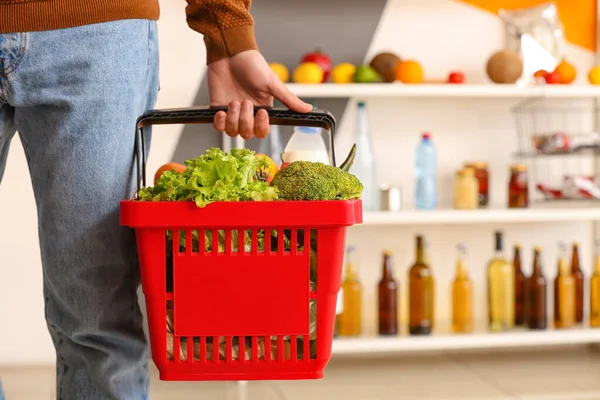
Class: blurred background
3,0,600,399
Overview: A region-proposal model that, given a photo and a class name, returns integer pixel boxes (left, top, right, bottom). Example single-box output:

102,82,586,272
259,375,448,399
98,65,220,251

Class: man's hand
207,50,312,139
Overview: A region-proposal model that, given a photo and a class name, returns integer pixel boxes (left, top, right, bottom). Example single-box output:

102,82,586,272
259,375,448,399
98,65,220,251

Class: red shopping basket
120,107,362,381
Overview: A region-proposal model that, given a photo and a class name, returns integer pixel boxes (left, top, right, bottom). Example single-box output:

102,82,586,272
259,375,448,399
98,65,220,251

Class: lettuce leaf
137,147,278,207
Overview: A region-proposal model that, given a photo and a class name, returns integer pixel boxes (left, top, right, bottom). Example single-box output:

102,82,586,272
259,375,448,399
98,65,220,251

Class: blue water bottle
415,132,437,210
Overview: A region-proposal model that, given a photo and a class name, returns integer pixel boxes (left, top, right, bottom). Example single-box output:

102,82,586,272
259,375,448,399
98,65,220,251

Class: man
0,1,311,398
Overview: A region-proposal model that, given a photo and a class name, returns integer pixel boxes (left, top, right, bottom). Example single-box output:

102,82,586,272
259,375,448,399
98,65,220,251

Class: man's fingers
213,110,228,134
239,100,254,139
269,79,313,113
225,101,241,136
254,109,270,138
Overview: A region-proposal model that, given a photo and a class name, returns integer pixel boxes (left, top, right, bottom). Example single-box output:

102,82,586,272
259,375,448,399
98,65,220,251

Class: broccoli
270,145,363,201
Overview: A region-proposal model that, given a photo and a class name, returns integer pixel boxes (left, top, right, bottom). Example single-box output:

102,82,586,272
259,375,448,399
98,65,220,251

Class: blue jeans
0,19,160,399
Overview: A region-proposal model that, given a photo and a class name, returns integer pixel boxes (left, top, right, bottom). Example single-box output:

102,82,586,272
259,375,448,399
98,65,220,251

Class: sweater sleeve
186,0,258,64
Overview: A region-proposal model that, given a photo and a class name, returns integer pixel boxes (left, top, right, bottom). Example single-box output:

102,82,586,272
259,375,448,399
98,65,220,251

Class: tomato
544,71,561,84
301,49,332,83
448,71,465,84
280,162,291,170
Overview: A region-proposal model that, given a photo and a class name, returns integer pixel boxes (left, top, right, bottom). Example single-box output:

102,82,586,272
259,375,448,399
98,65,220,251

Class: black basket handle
134,106,337,193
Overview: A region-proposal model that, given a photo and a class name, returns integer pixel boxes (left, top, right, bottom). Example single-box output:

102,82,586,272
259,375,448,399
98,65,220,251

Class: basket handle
134,106,337,193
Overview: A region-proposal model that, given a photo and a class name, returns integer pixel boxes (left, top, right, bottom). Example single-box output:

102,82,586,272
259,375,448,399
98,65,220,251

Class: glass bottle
526,247,547,330
571,242,584,323
513,244,526,326
352,101,380,211
409,235,435,335
554,241,575,329
487,231,515,332
452,243,473,334
338,246,362,336
378,250,398,336
590,240,600,328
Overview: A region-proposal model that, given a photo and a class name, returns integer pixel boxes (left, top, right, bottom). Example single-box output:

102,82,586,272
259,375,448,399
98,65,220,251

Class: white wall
0,0,596,364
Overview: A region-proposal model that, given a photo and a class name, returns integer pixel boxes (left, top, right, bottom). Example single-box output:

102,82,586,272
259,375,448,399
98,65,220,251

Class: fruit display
486,50,523,84
292,62,323,84
589,66,600,84
531,59,577,85
331,63,356,84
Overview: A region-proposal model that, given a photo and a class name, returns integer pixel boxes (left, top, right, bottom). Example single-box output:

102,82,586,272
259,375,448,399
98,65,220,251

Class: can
380,185,402,211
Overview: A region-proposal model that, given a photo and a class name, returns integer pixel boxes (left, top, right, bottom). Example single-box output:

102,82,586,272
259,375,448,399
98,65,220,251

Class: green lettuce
137,147,278,207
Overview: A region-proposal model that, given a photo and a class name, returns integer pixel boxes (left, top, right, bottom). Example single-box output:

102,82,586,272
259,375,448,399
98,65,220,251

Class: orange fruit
553,60,576,84
292,62,324,84
255,154,279,183
154,162,187,184
395,60,424,84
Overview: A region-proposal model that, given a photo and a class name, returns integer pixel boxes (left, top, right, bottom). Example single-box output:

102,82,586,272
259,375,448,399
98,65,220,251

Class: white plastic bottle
281,126,330,165
351,101,379,211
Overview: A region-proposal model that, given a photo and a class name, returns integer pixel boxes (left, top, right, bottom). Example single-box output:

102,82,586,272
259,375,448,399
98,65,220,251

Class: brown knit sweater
0,0,257,64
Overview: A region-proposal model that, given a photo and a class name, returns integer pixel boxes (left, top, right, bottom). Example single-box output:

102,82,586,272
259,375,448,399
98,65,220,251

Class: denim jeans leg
3,19,159,399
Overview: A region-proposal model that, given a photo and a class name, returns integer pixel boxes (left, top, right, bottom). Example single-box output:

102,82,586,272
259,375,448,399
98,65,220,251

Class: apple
544,71,561,84
448,71,465,84
301,48,332,83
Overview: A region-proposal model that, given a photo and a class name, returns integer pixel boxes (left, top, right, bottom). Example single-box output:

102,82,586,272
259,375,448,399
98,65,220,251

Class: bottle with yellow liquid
590,240,600,328
452,243,473,334
338,245,362,336
409,235,435,335
554,241,575,329
487,231,515,332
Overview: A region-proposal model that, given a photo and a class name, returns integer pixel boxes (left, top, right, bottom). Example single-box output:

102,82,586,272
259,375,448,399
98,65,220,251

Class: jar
508,164,529,208
465,161,489,207
454,167,479,210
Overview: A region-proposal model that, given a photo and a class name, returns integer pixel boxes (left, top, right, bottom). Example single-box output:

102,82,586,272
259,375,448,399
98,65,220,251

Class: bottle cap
422,132,431,140
357,101,366,108
297,126,321,134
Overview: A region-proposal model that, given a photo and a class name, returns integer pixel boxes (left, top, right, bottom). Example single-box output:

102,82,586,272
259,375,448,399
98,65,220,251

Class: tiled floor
2,345,600,399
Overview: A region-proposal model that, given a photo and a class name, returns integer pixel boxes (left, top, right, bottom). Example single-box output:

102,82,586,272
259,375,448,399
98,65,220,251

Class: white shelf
287,83,600,98
360,207,600,226
332,328,600,355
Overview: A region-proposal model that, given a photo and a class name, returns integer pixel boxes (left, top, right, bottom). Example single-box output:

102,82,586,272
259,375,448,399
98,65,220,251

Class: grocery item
380,184,402,211
486,50,523,84
513,245,526,326
301,49,332,82
531,132,570,154
351,101,379,211
415,132,437,210
508,164,528,208
353,65,381,83
292,62,324,84
589,66,600,84
487,231,515,332
590,241,600,328
538,175,600,200
448,71,465,84
465,161,489,206
526,247,548,330
554,241,575,329
378,250,399,336
554,59,576,84
544,71,561,84
269,62,290,83
281,125,329,165
154,162,187,185
408,235,435,335
396,60,424,84
453,167,478,210
452,243,473,334
369,52,401,83
331,63,357,84
339,246,362,337
571,243,584,324
270,147,362,201
254,154,279,183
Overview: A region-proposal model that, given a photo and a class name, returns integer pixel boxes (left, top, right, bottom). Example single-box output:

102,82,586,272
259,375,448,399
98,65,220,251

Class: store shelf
360,207,600,226
287,83,600,98
332,328,600,355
